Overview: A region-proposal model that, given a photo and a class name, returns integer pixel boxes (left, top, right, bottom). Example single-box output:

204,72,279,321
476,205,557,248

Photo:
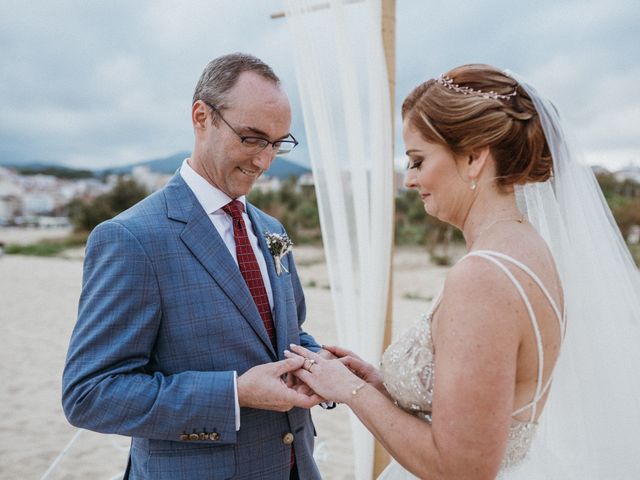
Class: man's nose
253,147,276,171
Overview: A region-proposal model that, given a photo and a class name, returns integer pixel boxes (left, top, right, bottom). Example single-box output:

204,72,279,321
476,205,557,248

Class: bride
286,64,640,479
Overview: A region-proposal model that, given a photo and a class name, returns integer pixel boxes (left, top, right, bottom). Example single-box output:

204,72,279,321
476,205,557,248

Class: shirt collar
180,158,246,214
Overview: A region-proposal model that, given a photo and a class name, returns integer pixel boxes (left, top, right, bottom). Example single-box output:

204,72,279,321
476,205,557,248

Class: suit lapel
247,204,289,359
165,174,276,357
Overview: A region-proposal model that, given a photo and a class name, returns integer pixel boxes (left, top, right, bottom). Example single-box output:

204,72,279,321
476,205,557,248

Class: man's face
193,71,292,199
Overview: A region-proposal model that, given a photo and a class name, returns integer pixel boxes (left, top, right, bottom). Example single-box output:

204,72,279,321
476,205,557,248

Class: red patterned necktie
222,200,276,346
223,201,294,469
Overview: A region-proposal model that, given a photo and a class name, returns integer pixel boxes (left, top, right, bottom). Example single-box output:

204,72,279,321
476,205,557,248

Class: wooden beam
270,0,364,20
273,2,397,477
373,0,395,477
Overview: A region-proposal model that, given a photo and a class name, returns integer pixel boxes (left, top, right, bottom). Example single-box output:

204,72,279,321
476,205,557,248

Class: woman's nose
404,170,416,189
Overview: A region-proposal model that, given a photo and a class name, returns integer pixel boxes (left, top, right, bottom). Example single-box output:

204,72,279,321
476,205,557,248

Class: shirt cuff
234,371,240,430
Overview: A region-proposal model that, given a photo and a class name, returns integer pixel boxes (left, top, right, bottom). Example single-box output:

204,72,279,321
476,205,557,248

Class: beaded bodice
381,310,537,471
381,250,565,473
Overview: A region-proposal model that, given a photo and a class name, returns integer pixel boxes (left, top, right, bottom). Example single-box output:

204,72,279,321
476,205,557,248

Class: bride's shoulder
444,253,512,299
434,254,524,345
439,248,533,319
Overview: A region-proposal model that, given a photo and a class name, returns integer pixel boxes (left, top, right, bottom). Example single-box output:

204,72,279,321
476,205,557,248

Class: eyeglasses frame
202,101,298,154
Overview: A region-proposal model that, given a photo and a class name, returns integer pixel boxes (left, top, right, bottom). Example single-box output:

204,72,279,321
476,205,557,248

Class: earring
470,179,477,191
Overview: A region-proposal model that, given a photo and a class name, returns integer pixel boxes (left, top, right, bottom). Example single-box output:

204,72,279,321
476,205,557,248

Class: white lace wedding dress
378,250,567,480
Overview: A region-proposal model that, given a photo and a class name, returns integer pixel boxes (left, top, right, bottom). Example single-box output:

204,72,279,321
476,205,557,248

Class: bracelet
351,382,367,396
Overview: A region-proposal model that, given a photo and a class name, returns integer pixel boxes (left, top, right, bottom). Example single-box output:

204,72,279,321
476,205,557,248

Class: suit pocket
147,444,236,479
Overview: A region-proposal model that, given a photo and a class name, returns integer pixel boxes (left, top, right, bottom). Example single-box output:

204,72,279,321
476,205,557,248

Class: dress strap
429,286,445,313
471,250,566,337
462,250,564,422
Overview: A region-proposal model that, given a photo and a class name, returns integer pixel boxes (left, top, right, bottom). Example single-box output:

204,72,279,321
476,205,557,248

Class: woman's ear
466,146,491,179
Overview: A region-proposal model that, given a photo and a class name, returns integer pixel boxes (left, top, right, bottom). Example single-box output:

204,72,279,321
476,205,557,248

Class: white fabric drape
284,1,394,478
512,75,640,479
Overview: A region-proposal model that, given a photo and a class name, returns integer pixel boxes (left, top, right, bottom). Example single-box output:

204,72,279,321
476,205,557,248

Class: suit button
180,434,189,441
189,433,200,441
198,433,208,440
282,432,294,445
209,432,220,441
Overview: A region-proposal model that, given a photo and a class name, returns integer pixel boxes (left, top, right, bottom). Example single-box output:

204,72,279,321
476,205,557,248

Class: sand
0,231,454,479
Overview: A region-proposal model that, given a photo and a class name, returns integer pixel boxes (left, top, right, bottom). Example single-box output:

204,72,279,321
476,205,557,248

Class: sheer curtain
513,76,640,479
284,1,394,478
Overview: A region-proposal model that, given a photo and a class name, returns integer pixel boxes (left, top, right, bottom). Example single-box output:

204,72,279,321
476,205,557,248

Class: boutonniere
264,232,293,276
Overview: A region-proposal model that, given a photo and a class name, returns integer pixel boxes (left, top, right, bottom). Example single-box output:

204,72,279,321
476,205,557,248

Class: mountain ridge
1,151,311,179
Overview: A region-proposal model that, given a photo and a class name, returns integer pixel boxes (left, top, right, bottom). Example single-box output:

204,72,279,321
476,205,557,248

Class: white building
614,165,640,184
628,225,640,245
22,192,56,215
0,179,22,224
254,175,282,193
131,166,172,192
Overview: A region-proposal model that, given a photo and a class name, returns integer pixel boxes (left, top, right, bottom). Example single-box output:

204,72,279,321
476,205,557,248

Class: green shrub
67,177,149,233
5,232,88,257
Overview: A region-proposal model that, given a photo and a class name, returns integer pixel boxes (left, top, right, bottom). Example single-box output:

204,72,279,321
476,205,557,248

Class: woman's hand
323,345,386,393
285,344,364,404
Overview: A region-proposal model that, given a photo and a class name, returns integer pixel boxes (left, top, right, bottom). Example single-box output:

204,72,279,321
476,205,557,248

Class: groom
62,53,325,479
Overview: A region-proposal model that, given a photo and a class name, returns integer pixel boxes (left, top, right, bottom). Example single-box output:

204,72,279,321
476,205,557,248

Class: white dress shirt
180,159,275,430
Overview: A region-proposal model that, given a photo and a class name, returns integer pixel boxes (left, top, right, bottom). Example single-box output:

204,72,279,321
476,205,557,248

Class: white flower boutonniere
264,231,294,276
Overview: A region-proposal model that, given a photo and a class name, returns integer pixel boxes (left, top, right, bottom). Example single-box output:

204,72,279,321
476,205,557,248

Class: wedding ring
304,358,316,371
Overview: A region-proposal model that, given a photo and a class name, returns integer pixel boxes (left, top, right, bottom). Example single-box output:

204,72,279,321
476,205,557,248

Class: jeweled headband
436,74,517,101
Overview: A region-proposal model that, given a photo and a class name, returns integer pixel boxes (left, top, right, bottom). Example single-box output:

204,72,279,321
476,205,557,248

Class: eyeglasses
204,101,298,155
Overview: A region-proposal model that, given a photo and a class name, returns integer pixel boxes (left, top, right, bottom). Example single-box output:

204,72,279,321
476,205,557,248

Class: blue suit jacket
62,173,322,479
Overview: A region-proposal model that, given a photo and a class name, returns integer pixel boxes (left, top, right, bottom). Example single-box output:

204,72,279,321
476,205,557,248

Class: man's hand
237,357,324,411
285,365,328,402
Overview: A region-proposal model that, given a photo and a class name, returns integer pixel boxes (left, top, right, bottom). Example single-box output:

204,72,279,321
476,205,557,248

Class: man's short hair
192,53,280,112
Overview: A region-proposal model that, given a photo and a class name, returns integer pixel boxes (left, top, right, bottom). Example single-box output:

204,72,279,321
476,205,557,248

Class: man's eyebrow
241,125,292,141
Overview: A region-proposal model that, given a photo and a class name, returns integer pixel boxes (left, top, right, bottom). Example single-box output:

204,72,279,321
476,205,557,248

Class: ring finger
289,344,323,363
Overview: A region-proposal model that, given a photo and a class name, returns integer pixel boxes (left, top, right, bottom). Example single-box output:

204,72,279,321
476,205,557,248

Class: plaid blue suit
62,173,322,479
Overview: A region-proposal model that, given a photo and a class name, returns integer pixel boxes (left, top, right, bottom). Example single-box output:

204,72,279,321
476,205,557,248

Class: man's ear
466,146,491,179
192,101,208,130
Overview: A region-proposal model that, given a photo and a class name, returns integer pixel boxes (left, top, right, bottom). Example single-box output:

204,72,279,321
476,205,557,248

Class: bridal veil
513,74,640,479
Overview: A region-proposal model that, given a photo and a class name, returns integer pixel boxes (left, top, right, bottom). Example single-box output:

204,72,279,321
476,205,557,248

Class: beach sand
0,232,454,479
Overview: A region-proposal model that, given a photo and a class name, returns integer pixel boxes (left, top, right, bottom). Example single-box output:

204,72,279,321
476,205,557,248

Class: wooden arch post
272,2,397,477
374,0,396,477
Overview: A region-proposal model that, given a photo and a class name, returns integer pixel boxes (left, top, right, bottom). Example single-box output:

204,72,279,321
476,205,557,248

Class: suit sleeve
62,220,237,444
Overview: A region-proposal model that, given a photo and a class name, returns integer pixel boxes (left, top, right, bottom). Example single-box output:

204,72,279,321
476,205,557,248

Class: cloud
393,0,640,167
0,0,638,169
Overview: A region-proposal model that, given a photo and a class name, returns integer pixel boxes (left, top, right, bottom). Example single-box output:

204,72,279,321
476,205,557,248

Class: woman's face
403,120,471,227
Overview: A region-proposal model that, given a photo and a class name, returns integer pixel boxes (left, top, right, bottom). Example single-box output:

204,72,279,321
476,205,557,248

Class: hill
103,152,310,179
1,152,311,180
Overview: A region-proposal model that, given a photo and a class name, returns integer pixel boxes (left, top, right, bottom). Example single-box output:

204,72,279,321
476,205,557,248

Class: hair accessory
437,74,517,101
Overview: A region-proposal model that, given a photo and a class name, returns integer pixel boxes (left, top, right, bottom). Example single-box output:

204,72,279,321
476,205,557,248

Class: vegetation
7,171,639,267
248,177,322,244
4,177,147,258
14,165,94,179
394,189,461,264
5,232,88,256
66,177,149,232
252,173,640,267
596,172,640,240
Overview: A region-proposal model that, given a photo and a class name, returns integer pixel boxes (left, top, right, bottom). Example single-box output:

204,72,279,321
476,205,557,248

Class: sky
0,0,638,171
